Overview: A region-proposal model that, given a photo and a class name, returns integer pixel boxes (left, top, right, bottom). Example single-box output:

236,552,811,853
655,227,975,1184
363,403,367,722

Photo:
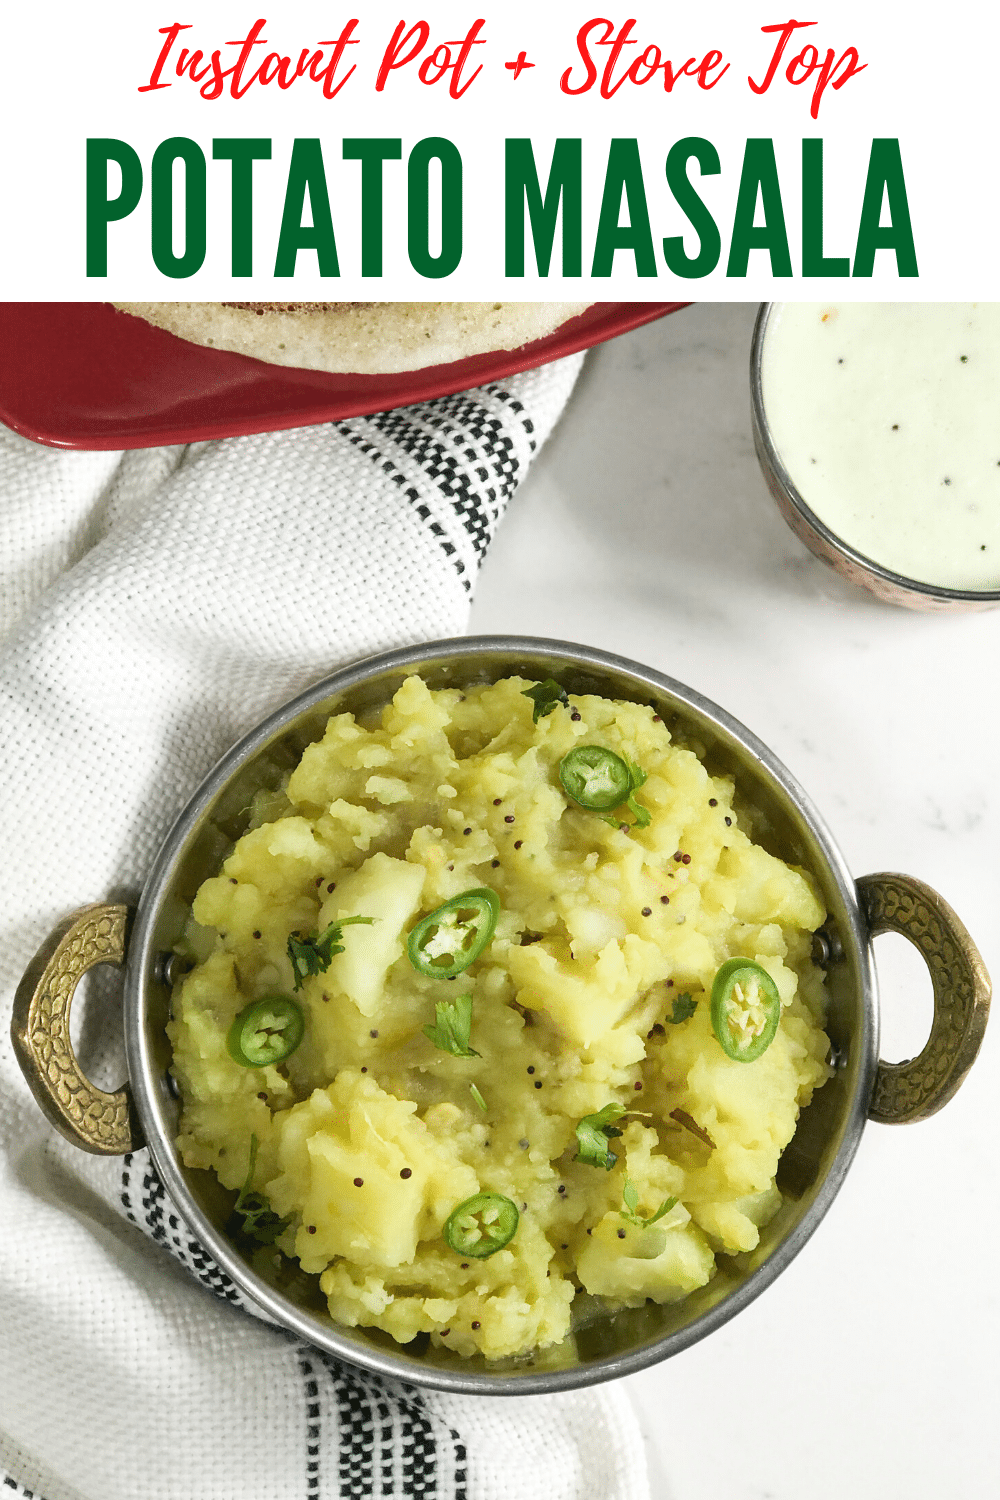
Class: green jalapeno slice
444,1192,519,1258
559,745,633,811
710,959,781,1062
407,889,500,978
227,995,305,1068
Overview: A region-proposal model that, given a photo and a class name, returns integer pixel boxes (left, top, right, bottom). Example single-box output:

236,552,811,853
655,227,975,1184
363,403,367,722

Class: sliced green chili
559,746,633,811
444,1192,519,1258
407,889,500,978
227,995,304,1068
710,959,781,1063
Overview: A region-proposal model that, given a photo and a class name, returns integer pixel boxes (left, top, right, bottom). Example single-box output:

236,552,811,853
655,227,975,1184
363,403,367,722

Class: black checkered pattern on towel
337,382,538,593
121,1152,453,1498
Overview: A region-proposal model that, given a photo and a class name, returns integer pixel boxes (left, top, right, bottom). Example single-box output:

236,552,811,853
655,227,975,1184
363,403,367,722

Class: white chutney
761,303,1000,591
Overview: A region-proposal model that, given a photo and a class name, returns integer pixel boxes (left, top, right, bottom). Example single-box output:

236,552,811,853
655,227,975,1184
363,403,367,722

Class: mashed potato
168,675,831,1360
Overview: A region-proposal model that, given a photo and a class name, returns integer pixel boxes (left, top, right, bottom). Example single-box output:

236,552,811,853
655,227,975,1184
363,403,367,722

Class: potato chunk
576,1207,716,1304
268,1071,478,1274
321,853,425,1016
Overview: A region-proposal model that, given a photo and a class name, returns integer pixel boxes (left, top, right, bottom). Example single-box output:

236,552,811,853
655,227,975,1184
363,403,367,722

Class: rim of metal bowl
125,634,875,1395
751,302,1000,608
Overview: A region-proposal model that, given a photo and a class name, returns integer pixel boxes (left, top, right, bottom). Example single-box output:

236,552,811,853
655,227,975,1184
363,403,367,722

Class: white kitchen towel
0,358,651,1500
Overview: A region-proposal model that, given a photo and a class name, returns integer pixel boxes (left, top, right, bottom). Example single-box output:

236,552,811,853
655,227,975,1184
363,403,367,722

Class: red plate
0,302,687,451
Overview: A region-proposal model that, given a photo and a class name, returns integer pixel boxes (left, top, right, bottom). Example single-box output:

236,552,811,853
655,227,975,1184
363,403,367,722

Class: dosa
111,301,594,375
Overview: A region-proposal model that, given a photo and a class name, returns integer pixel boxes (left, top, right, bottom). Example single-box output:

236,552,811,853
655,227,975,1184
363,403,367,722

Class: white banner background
2,3,991,298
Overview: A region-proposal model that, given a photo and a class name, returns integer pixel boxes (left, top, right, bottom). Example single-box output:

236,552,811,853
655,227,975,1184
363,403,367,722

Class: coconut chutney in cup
752,303,1000,609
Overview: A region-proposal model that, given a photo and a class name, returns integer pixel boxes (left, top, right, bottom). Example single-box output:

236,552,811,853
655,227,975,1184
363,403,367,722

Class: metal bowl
751,303,1000,612
12,636,991,1393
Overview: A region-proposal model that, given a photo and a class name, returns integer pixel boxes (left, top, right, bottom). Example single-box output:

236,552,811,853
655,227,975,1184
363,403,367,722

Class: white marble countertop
470,303,1000,1500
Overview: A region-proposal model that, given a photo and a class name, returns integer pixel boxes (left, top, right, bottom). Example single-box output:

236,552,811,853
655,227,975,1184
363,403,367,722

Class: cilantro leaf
624,762,652,828
230,1135,291,1246
235,1198,289,1245
619,1174,678,1229
668,993,697,1024
423,991,481,1058
287,914,374,991
600,760,650,832
573,1103,626,1170
522,678,569,724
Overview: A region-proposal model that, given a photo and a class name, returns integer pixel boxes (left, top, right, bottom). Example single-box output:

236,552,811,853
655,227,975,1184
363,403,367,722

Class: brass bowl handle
11,903,144,1154
858,873,991,1124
